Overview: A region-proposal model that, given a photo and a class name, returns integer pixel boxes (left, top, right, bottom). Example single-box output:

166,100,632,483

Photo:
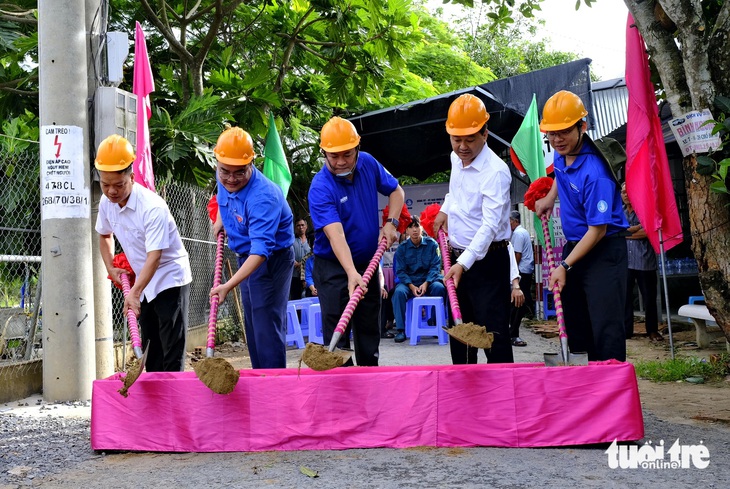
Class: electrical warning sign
40,125,90,220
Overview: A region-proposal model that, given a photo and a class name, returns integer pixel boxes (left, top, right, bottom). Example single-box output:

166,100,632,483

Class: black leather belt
449,240,509,257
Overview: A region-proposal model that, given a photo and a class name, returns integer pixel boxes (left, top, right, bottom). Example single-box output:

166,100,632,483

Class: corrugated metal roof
589,78,628,139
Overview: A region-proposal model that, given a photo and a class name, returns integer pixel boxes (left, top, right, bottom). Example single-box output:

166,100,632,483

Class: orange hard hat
94,134,136,172
445,94,490,136
539,90,589,132
214,127,255,166
319,116,361,153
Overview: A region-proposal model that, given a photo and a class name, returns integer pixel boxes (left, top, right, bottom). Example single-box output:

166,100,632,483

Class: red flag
625,14,682,253
133,22,156,191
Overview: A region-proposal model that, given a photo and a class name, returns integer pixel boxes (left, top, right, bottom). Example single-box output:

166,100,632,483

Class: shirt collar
121,183,139,212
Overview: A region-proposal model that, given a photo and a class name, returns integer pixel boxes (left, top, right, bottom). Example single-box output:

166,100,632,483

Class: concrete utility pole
86,0,115,380
38,0,97,400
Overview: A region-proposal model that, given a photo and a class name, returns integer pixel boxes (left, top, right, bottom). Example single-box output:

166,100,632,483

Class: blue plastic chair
405,296,448,346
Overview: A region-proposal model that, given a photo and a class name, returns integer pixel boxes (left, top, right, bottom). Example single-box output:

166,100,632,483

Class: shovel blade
544,351,589,366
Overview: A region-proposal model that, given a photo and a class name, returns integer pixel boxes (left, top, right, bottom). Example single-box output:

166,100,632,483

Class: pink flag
133,21,156,191
625,14,682,253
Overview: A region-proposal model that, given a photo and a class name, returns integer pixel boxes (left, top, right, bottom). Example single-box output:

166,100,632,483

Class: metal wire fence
0,146,243,385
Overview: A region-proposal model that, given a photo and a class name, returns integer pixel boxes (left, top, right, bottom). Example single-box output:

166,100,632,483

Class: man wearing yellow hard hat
308,116,404,366
534,90,629,361
433,94,514,365
95,134,192,372
209,127,294,369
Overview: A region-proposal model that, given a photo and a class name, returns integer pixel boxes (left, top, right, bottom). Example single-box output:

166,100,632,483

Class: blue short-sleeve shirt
217,168,294,257
553,145,628,241
308,151,399,264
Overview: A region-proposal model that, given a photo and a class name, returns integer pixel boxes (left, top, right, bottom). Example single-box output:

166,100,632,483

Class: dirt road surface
2,322,729,488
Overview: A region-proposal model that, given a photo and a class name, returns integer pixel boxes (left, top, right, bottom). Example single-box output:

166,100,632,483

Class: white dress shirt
96,184,192,302
441,145,512,270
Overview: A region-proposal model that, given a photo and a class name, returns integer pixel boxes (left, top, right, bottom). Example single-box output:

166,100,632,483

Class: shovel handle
328,237,388,351
120,273,144,359
437,229,462,324
540,215,569,364
207,231,225,356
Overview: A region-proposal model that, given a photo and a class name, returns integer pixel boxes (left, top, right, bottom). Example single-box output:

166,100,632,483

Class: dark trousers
314,256,381,366
289,276,304,300
449,246,513,364
139,284,190,372
509,272,534,338
238,248,293,369
380,286,395,336
624,268,658,338
562,237,628,361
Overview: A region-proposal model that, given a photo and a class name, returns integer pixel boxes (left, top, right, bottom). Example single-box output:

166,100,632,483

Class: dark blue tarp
349,59,594,179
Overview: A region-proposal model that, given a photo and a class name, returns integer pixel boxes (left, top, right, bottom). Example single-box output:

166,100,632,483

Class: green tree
0,2,38,122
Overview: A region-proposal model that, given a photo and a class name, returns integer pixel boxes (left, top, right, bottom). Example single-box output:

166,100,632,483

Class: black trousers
139,284,190,372
449,246,513,364
509,272,534,338
562,237,628,361
624,268,658,338
314,256,380,366
289,276,304,300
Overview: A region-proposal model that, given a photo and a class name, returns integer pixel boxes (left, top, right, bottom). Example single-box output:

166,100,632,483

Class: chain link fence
0,146,243,387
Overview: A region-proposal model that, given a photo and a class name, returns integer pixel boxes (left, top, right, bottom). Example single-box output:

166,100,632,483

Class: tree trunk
683,155,730,338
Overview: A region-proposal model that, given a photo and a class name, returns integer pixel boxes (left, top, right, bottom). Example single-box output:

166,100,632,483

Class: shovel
302,237,388,370
194,230,240,394
436,229,493,349
118,273,149,397
538,214,588,367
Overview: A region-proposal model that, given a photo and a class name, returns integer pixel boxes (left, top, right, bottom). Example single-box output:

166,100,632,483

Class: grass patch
634,353,730,382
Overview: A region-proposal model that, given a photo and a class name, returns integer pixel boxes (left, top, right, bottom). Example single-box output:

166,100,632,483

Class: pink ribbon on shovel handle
437,229,462,324
540,214,570,364
207,231,225,356
328,237,388,352
120,273,144,359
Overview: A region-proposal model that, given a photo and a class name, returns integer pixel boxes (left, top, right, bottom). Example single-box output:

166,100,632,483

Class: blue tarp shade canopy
348,59,595,180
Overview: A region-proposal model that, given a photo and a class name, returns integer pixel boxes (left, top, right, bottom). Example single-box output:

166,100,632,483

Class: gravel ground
2,328,730,488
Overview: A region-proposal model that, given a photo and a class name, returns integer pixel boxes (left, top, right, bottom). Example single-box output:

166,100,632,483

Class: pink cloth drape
92,362,643,452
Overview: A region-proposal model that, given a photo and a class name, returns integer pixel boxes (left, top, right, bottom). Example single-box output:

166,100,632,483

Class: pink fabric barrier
91,361,643,452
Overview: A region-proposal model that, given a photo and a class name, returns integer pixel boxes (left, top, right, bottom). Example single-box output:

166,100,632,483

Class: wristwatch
560,260,572,272
386,218,399,228
513,284,521,289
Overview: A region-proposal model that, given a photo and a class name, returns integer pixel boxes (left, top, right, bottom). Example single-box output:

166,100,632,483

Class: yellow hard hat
445,94,490,136
94,134,135,172
319,116,361,152
539,90,589,132
214,127,255,166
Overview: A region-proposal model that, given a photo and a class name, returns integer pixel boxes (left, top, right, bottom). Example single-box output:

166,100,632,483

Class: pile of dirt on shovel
300,343,348,371
445,323,494,349
194,357,240,395
118,357,143,398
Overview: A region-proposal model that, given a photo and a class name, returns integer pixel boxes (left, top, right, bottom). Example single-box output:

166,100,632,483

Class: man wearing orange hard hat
209,126,294,369
308,116,404,366
534,90,629,362
433,93,514,365
95,134,192,372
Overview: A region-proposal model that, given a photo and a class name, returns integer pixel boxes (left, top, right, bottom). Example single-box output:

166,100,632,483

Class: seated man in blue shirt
209,127,295,369
391,216,448,343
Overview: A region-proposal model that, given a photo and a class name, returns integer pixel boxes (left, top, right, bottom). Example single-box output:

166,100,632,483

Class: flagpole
657,228,675,359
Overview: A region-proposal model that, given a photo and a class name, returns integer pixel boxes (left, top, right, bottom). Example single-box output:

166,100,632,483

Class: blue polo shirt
309,151,399,264
553,145,628,242
217,167,294,257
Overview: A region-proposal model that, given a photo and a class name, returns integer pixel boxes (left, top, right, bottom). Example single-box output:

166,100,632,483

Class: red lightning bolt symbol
53,135,62,158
